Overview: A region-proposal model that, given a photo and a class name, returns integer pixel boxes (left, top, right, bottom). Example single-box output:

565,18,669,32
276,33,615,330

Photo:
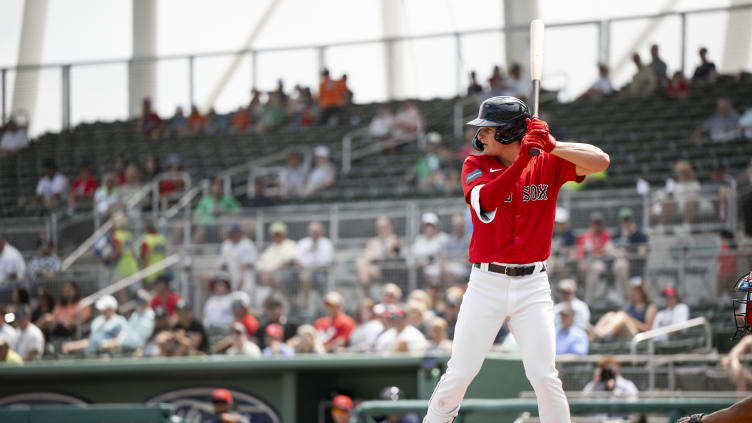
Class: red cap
661,287,677,298
332,394,354,412
212,388,233,405
265,323,283,339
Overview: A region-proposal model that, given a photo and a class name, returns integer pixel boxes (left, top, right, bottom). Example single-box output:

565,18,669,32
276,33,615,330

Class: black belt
473,262,545,277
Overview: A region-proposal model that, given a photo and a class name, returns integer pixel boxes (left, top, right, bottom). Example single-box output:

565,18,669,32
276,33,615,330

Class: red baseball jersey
461,153,584,264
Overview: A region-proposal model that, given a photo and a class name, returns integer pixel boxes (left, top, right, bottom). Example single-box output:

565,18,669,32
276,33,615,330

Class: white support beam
11,0,49,122
129,0,157,117
721,0,752,74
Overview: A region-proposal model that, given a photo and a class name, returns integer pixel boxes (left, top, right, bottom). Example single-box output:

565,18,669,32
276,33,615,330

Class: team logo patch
465,169,482,184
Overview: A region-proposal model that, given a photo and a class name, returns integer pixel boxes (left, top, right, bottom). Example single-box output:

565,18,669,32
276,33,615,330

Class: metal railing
75,254,180,338
341,126,426,175
354,398,736,423
630,317,712,356
3,4,752,134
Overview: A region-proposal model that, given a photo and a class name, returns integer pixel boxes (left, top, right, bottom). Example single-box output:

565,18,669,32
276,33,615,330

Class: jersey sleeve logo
465,169,482,184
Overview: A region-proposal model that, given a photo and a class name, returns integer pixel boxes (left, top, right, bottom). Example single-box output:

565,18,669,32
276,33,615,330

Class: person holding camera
583,355,638,400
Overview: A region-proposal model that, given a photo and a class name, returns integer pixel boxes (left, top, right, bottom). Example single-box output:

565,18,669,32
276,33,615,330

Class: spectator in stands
296,221,334,311
626,53,657,97
554,279,591,332
135,306,168,357
412,212,450,271
548,207,577,280
204,108,228,135
219,223,258,291
150,275,181,317
356,216,402,298
166,106,188,138
657,160,705,225
488,65,503,91
737,158,752,237
257,221,298,301
33,159,68,209
203,273,234,329
140,221,168,286
555,302,589,356
118,165,142,210
611,207,648,298
393,102,424,142
406,299,428,334
666,71,689,100
258,296,298,349
694,97,740,142
330,394,354,423
62,295,126,354
11,287,30,309
404,132,445,191
578,63,614,101
427,316,452,354
501,63,528,99
106,289,155,352
592,277,657,340
31,287,55,327
374,305,427,355
93,172,119,216
314,292,355,352
111,212,139,280
0,118,28,155
230,106,252,135
67,162,99,213
341,74,354,106
368,106,395,140
224,322,261,357
319,69,346,126
438,287,463,340
205,388,250,423
651,287,689,337
262,323,295,357
194,177,241,241
425,214,470,287
257,92,286,133
649,44,668,86
280,151,308,198
722,334,752,391
408,289,436,324
186,105,206,135
113,155,128,185
142,155,161,183
158,153,187,197
692,47,717,84
39,281,90,337
0,334,23,364
576,211,615,302
138,98,162,139
303,145,336,196
0,235,26,285
378,282,403,310
740,106,752,139
583,355,639,400
349,298,384,352
288,324,326,354
28,239,60,281
173,299,209,354
11,305,44,361
466,71,483,96
0,305,16,344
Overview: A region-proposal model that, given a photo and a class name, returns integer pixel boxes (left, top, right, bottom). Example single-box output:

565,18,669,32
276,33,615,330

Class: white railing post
342,134,352,175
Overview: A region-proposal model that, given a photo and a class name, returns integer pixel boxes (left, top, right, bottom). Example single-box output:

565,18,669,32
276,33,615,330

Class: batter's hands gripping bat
529,19,544,156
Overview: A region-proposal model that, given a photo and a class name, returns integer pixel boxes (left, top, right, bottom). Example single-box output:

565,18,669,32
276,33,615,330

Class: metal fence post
598,20,610,66
1,68,6,123
317,45,326,73
455,33,463,97
188,55,195,107
61,65,71,130
251,50,258,91
679,13,687,75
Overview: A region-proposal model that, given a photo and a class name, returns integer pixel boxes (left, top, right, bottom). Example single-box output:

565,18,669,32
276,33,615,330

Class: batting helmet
732,271,752,339
467,96,531,151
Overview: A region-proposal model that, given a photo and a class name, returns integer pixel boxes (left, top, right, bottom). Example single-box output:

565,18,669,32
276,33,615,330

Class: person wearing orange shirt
187,105,206,135
318,69,346,126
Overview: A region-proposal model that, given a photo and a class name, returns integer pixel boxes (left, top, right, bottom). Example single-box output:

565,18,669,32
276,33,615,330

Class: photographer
583,355,638,400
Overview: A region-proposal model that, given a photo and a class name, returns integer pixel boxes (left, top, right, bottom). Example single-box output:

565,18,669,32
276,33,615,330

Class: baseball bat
529,19,544,156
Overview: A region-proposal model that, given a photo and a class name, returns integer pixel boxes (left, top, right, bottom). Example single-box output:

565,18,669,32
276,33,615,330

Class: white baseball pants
424,264,571,423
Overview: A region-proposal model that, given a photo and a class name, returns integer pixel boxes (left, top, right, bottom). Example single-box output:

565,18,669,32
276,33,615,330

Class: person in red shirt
424,96,609,423
150,275,181,318
231,292,258,337
313,291,355,352
67,162,99,213
666,71,689,100
138,98,162,139
575,211,615,301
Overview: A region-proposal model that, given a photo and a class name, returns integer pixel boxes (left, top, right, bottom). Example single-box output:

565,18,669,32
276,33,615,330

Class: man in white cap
303,145,336,197
62,295,127,354
12,305,44,361
554,279,591,332
412,212,449,269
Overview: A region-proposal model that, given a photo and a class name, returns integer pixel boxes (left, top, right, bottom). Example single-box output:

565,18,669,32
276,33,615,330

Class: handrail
340,126,425,175
75,254,180,338
354,398,737,423
60,182,155,272
630,316,712,356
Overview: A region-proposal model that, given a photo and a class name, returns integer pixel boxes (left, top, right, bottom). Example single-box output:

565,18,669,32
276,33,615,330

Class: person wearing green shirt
195,178,241,225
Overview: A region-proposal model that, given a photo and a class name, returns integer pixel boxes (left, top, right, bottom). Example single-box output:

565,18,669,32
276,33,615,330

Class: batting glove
676,414,704,423
526,118,556,153
520,132,546,159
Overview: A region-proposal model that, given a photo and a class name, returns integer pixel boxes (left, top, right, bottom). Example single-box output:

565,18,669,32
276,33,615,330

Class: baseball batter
424,96,610,423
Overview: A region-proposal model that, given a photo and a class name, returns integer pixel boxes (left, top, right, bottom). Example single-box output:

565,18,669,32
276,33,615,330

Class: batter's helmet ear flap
472,128,484,151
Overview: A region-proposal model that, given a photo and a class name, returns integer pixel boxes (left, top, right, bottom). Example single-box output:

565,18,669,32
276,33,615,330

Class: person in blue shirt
555,302,589,356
